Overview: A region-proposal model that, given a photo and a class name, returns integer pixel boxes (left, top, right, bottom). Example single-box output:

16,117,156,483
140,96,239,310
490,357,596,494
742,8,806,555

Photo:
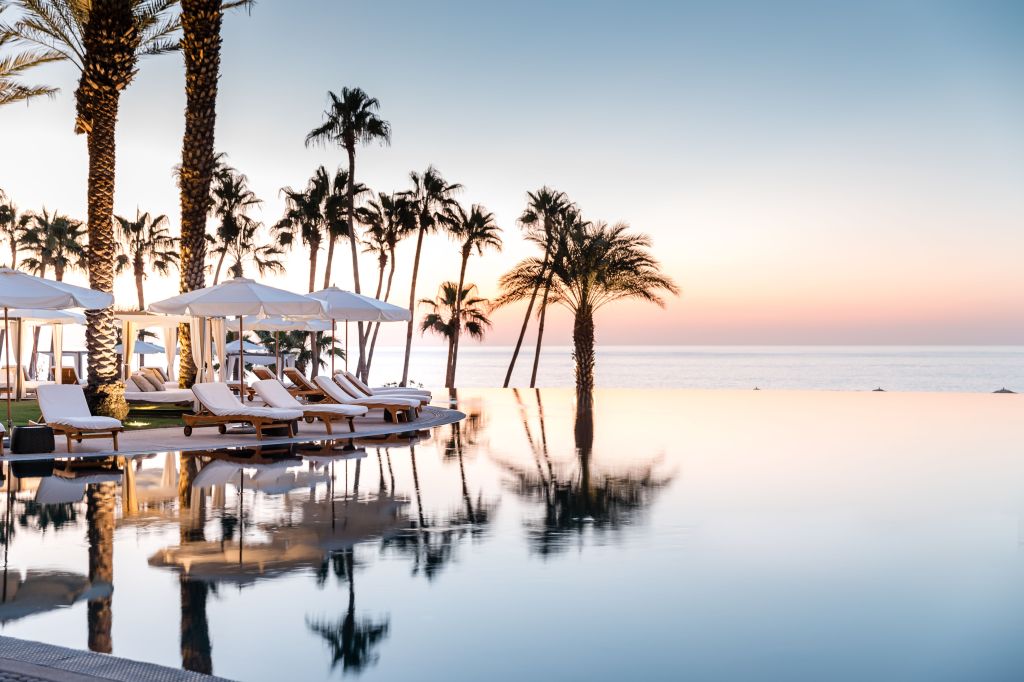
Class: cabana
0,308,85,399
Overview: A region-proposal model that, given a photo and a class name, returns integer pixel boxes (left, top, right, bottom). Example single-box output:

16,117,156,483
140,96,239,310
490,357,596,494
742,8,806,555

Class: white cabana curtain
189,316,205,382
121,319,137,379
209,318,227,382
16,319,29,398
52,323,63,384
161,325,178,380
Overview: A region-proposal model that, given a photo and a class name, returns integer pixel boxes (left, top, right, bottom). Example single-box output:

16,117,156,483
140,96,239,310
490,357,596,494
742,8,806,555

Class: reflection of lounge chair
283,367,327,401
36,384,123,452
342,370,431,401
183,382,302,440
314,375,419,424
253,379,366,434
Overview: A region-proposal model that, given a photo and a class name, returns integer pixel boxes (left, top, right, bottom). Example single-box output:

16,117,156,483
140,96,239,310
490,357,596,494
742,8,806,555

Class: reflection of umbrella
0,570,113,623
0,268,113,430
308,287,410,375
192,458,294,489
149,277,323,383
34,472,122,505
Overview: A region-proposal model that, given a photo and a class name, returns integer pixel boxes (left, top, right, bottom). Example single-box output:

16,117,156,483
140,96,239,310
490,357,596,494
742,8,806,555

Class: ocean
364,345,1024,393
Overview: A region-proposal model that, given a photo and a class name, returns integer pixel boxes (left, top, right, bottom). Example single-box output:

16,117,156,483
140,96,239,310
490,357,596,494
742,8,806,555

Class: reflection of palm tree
177,454,214,674
307,549,389,674
86,482,115,653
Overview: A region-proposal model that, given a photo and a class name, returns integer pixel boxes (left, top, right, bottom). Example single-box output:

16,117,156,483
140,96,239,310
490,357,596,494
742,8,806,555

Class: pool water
1,388,1023,681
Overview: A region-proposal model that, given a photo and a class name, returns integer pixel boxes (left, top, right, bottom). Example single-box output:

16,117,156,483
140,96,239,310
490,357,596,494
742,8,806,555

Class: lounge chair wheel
304,416,314,424
184,426,192,437
218,424,227,434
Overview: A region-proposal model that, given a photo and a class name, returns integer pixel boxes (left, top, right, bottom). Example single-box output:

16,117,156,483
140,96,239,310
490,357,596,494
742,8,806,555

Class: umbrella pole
4,307,10,434
331,319,336,377
238,317,245,388
344,320,348,373
275,332,281,379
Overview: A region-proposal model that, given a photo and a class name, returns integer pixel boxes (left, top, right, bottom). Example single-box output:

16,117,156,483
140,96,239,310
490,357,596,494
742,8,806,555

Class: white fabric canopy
120,319,136,379
210,318,226,382
240,315,332,332
161,325,178,380
3,309,86,324
52,324,63,385
307,287,410,322
0,268,113,310
149,277,324,318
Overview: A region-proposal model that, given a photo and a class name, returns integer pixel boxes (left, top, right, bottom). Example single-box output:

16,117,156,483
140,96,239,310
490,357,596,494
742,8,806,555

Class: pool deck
0,405,464,461
0,636,234,682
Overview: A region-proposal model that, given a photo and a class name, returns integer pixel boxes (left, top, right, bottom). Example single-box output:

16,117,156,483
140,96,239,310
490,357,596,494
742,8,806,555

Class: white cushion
48,416,123,430
304,403,367,417
252,379,303,409
315,376,418,408
192,382,301,421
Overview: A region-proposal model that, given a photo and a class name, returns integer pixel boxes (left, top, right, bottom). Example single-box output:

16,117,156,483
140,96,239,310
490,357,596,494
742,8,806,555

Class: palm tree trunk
134,261,146,310
401,227,426,386
308,248,320,372
345,145,367,379
212,249,227,285
83,90,128,419
8,241,15,270
86,482,115,654
572,303,595,409
361,254,385,382
529,273,556,388
177,0,223,388
446,250,470,388
308,246,319,293
502,252,549,387
322,235,335,289
366,247,396,379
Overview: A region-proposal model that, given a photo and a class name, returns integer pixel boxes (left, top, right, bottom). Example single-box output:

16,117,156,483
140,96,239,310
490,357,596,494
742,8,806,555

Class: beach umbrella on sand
148,278,324,383
0,268,113,432
307,287,410,377
242,315,333,379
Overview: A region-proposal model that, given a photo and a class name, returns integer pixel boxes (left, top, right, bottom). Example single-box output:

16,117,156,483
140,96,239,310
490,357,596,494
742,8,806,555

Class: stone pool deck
0,405,464,461
0,636,233,682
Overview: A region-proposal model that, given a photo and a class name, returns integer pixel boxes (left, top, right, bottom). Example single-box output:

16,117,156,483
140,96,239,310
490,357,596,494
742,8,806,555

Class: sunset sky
1,0,1022,345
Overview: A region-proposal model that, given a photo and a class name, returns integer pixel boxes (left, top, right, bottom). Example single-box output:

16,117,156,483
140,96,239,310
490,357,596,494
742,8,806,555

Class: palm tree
0,189,31,268
20,209,87,281
321,167,368,290
2,0,180,418
501,221,678,406
440,203,502,387
305,87,391,377
502,187,568,387
177,0,250,389
253,329,340,376
420,282,491,385
400,166,462,386
0,5,59,106
113,210,178,310
359,191,415,378
273,166,331,293
207,166,279,283
86,481,115,653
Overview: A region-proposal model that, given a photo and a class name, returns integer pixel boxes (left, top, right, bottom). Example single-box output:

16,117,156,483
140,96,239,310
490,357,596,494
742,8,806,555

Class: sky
1,0,1022,346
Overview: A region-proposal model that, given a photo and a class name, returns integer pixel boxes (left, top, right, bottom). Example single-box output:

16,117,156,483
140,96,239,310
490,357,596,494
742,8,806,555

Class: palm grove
0,0,677,417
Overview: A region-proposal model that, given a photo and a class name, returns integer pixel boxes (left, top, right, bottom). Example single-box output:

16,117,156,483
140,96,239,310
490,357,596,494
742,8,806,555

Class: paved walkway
0,405,464,462
0,637,233,682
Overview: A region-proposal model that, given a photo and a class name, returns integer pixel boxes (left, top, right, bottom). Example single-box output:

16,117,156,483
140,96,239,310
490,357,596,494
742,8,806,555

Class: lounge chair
252,379,367,434
123,375,193,406
283,367,327,401
341,371,431,402
313,375,420,424
1,364,53,397
36,384,123,452
334,373,429,407
251,366,276,381
184,382,303,440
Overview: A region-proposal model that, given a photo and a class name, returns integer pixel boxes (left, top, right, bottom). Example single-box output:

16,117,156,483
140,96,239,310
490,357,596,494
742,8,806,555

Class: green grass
3,400,187,431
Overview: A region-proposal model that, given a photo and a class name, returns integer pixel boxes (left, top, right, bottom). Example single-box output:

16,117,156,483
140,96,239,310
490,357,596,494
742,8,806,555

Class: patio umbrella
0,268,113,432
241,315,332,378
307,287,410,376
148,277,324,385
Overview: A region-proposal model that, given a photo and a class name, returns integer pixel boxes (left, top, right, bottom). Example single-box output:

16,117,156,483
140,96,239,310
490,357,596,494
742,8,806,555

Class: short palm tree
400,166,462,386
500,221,678,406
0,188,31,268
305,87,391,377
113,210,179,309
207,166,276,283
502,187,568,387
20,209,87,281
441,203,502,387
2,0,181,418
359,191,416,377
321,167,369,290
274,166,331,292
420,282,491,385
0,4,58,106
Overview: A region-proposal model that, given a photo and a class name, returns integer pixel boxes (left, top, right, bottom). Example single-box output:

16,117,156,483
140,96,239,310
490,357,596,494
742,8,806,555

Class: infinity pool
1,388,1022,681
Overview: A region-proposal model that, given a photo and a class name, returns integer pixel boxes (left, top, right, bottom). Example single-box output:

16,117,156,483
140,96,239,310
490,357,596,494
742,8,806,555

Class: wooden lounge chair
283,367,327,401
251,366,276,381
333,373,427,410
340,371,431,404
314,375,420,424
183,382,303,440
36,384,123,452
252,379,367,434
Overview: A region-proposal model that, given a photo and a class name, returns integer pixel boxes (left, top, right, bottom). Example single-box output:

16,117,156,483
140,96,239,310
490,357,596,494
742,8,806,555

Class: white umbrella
0,268,113,431
114,340,165,354
241,316,333,379
308,287,411,376
148,277,324,383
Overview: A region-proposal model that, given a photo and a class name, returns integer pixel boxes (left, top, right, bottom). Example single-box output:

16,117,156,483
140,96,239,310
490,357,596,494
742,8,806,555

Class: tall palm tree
400,166,462,386
113,210,178,310
0,4,58,106
359,191,415,378
2,0,181,418
305,87,391,377
19,208,87,281
440,203,502,387
502,187,568,387
420,282,491,385
86,481,115,653
500,221,678,406
273,166,331,292
207,166,276,283
321,167,368,290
